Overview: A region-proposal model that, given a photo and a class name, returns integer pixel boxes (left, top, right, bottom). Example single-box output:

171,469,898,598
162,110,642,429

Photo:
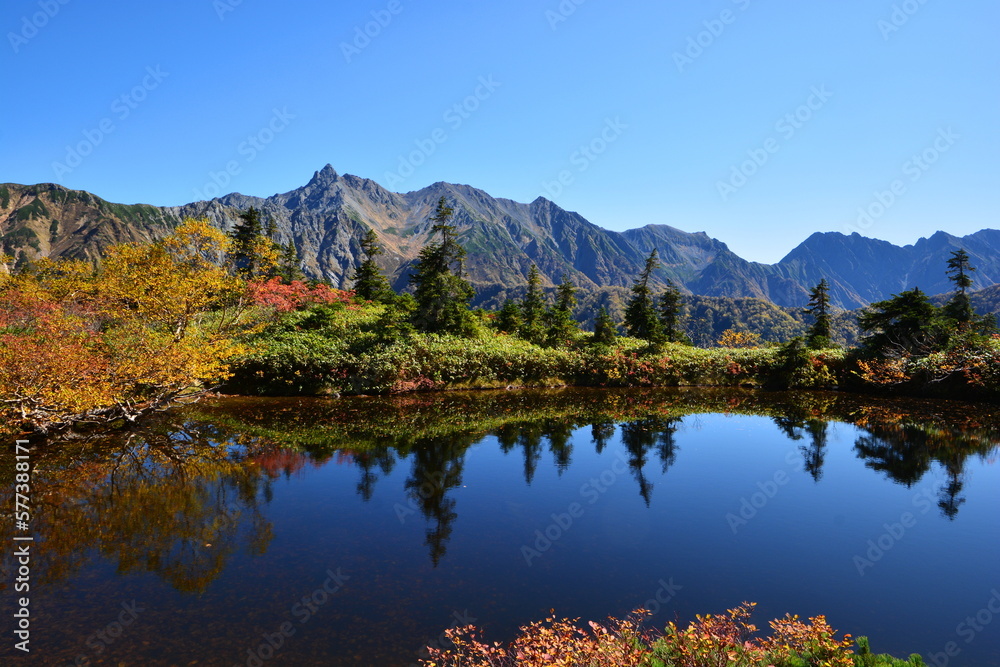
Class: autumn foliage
246,277,354,313
422,603,865,667
0,219,253,434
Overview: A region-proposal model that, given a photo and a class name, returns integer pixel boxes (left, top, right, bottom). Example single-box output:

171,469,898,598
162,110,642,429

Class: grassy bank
224,300,845,396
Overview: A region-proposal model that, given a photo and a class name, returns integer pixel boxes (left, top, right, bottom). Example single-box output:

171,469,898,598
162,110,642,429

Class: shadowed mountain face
2,166,998,309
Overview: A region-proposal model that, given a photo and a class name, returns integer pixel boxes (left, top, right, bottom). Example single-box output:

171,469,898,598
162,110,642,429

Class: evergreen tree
230,207,264,277
658,280,688,344
858,287,943,356
351,228,394,302
409,197,475,334
804,279,833,349
229,207,280,278
944,249,975,324
544,274,578,347
276,241,304,283
592,306,618,346
624,249,664,342
519,264,547,344
496,300,523,334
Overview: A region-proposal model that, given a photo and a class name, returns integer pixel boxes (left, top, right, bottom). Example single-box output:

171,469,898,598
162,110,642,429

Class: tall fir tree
544,274,578,347
351,228,394,302
276,241,304,283
592,306,618,346
519,264,548,344
804,279,832,348
658,280,687,344
944,249,975,324
624,249,664,342
409,197,475,334
229,207,280,278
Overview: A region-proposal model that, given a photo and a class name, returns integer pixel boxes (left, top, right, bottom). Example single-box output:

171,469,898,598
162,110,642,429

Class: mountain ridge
1,167,997,310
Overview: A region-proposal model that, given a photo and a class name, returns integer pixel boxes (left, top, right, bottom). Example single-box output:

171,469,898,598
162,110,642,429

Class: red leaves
246,277,354,312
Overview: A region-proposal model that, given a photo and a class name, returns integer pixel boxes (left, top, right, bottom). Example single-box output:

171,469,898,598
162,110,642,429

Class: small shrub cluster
421,603,925,667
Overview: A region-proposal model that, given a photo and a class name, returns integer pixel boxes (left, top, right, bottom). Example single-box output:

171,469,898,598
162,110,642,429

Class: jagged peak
306,164,339,187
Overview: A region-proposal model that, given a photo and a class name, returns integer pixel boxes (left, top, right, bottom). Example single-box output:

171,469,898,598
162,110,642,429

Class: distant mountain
2,167,998,313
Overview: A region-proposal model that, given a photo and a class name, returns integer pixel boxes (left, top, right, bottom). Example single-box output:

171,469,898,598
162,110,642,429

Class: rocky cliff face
2,167,997,309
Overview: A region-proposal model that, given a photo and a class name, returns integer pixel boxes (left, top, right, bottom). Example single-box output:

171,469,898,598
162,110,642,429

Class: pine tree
658,280,687,343
544,274,578,347
409,197,475,334
496,300,523,334
944,249,975,324
229,207,280,278
276,242,304,283
804,279,832,349
624,249,664,342
518,264,547,343
592,306,618,346
858,287,943,356
351,228,393,302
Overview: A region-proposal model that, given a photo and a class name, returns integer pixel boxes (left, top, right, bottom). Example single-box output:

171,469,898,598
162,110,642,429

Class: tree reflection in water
6,388,998,588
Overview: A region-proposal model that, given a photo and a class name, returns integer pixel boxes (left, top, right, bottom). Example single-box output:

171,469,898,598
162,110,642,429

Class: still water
1,388,998,666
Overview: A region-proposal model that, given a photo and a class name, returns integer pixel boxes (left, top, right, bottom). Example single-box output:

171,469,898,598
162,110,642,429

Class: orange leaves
856,358,910,385
1,217,257,434
717,329,762,349
421,602,858,667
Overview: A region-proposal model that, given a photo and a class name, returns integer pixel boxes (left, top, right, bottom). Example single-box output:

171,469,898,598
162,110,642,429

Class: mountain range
2,165,997,312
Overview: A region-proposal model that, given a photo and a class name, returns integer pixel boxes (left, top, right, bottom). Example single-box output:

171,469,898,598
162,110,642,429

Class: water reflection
5,388,999,589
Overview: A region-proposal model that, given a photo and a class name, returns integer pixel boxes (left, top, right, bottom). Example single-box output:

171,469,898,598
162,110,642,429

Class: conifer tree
409,197,474,334
520,264,548,344
804,279,832,349
659,280,687,344
858,287,942,355
351,228,393,302
544,274,578,347
276,241,304,283
592,306,618,346
625,249,664,342
944,249,975,325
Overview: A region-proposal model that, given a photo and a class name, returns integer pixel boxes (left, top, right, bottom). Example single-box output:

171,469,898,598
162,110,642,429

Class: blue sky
2,0,997,263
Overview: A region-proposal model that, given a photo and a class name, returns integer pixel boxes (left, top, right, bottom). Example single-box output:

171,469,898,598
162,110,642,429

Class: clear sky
2,0,997,263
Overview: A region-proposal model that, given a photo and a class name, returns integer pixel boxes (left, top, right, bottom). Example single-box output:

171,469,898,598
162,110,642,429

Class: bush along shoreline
418,602,926,667
4,207,999,437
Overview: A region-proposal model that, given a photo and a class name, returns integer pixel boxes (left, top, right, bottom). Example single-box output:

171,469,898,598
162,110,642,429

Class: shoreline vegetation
2,204,999,437
419,603,926,666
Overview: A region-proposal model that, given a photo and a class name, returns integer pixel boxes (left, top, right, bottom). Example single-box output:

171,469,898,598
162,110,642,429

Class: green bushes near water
225,301,845,396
